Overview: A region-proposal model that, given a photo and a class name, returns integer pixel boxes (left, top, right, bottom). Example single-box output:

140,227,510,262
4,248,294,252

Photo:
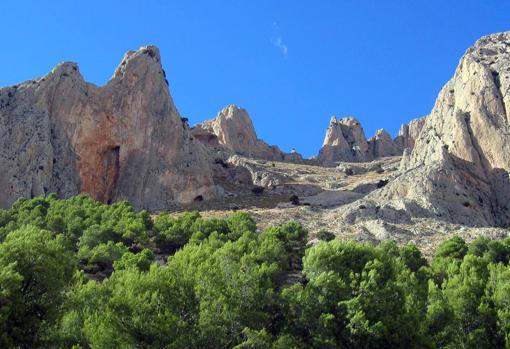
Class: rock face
318,116,370,163
368,129,402,158
395,116,426,151
0,46,219,209
318,116,402,163
341,32,510,226
191,105,303,162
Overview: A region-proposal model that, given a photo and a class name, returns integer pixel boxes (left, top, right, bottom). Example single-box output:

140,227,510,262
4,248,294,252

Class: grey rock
0,46,219,209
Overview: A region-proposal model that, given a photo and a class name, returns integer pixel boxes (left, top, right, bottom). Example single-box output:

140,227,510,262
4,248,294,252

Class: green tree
436,236,468,260
0,225,76,347
487,263,510,348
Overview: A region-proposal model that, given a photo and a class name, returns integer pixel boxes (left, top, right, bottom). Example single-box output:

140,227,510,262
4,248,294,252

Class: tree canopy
0,195,509,348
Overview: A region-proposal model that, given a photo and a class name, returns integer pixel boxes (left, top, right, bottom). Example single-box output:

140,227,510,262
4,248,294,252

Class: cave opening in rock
103,146,120,204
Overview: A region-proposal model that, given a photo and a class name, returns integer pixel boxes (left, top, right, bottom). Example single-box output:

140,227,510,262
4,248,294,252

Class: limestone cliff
318,116,402,163
191,105,303,162
340,31,510,226
394,116,426,151
318,116,370,163
0,46,219,209
368,129,402,158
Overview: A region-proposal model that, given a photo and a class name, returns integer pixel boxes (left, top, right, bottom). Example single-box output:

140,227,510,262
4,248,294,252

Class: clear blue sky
1,1,510,157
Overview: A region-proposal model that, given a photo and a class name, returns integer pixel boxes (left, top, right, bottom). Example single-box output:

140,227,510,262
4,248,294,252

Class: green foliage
436,235,468,259
0,225,76,347
233,328,273,349
488,263,510,347
113,248,155,272
153,211,201,251
0,195,150,274
281,240,430,348
66,265,197,348
153,210,258,252
316,229,336,241
226,211,257,239
1,196,510,348
84,241,128,268
399,244,428,272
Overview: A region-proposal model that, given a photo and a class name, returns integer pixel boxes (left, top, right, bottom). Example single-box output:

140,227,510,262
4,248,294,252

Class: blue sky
1,1,510,157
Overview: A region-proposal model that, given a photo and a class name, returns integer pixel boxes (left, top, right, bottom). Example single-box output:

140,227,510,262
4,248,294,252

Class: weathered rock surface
318,116,370,163
4,29,510,248
395,116,426,151
318,116,402,163
339,31,510,227
0,46,219,209
368,129,402,158
192,105,303,162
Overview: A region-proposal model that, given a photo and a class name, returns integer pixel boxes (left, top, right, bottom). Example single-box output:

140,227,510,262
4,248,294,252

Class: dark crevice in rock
103,146,120,204
491,70,508,117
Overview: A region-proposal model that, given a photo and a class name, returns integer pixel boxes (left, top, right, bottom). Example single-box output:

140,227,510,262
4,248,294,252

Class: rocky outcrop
340,31,510,226
192,105,303,162
368,129,402,158
394,116,426,151
0,46,219,209
318,116,370,163
318,116,402,163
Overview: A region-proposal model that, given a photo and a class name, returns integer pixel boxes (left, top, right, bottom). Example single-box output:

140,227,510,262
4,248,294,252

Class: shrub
316,229,335,241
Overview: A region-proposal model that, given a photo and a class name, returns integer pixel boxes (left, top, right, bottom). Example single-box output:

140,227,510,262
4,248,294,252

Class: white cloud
271,22,288,57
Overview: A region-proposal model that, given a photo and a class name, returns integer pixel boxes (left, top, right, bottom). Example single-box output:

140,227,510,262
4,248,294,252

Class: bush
114,249,155,272
289,195,300,205
436,236,468,259
251,186,264,195
316,229,335,241
153,211,201,252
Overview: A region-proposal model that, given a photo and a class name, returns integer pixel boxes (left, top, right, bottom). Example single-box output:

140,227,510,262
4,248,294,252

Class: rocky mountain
0,46,219,210
187,32,510,254
191,105,303,162
2,31,510,251
394,116,426,151
368,129,403,158
338,31,510,227
318,116,404,163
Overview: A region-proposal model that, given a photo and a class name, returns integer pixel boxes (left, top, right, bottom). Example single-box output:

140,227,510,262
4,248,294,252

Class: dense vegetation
1,195,510,348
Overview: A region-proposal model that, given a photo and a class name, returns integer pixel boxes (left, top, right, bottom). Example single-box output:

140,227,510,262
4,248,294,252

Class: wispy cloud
270,22,288,57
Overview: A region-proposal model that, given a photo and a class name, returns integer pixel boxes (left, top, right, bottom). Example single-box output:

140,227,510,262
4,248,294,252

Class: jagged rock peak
395,116,426,151
0,45,219,209
404,30,510,172
327,115,363,128
319,116,402,163
112,45,162,80
51,61,80,75
368,129,401,158
343,30,510,227
191,105,303,162
193,104,265,154
318,115,370,163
